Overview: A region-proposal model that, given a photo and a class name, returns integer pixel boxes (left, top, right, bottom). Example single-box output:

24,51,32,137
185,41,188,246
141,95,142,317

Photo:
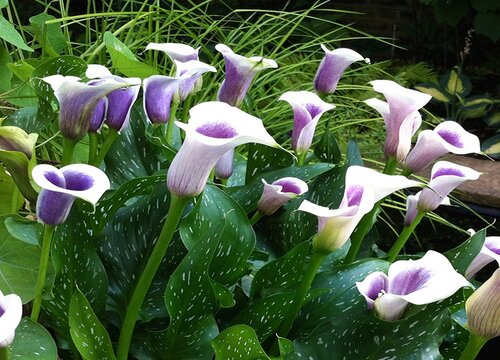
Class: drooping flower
313,45,369,94
356,250,470,321
42,75,129,141
145,42,200,62
167,101,279,197
279,91,335,155
174,59,216,101
32,164,110,225
466,268,500,339
0,290,22,348
417,161,481,213
299,166,420,253
404,191,450,226
466,232,500,279
216,43,278,107
257,177,308,216
404,121,481,173
86,64,141,132
365,80,432,161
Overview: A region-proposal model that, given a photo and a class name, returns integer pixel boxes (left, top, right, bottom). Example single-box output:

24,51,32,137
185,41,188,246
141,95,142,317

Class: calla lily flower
417,161,481,213
0,290,22,348
365,80,432,161
32,164,110,225
87,83,107,133
356,250,470,321
314,45,369,94
466,268,500,339
86,64,141,132
257,177,308,216
404,121,481,173
404,191,450,226
298,166,420,253
279,91,335,155
143,74,188,124
42,75,129,141
145,42,199,62
0,126,38,158
174,59,216,101
465,232,500,279
167,101,279,197
216,43,278,107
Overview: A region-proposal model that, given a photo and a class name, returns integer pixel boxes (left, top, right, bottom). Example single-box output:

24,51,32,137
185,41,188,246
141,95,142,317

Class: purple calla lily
0,290,22,348
143,75,187,124
146,42,199,62
365,80,432,161
32,164,110,225
167,101,279,197
279,91,335,155
466,231,500,279
404,121,481,173
174,59,216,101
404,191,450,226
258,177,308,215
314,45,369,94
356,250,470,321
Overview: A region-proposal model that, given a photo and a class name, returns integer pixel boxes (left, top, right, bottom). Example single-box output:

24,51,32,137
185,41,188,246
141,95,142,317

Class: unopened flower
0,126,38,159
314,45,369,94
279,91,335,155
466,268,500,339
357,250,470,321
404,121,480,173
0,290,22,348
167,101,278,197
466,233,500,279
404,191,450,226
145,42,199,62
299,166,419,253
32,164,110,225
216,44,277,107
365,81,431,161
257,177,308,215
417,161,481,213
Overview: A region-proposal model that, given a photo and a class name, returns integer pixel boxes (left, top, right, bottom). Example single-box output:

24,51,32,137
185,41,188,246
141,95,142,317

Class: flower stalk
88,133,98,164
459,334,487,360
61,138,77,166
387,211,425,262
0,346,9,360
91,129,119,167
166,101,180,146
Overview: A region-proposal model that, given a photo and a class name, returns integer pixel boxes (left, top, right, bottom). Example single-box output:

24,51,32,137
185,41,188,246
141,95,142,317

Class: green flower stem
9,187,20,214
116,195,190,360
0,346,9,360
88,132,98,164
296,152,307,166
383,156,398,175
387,211,425,262
249,211,263,226
91,129,119,167
180,95,193,123
61,138,77,166
166,101,180,146
31,224,56,322
278,251,327,338
459,334,488,360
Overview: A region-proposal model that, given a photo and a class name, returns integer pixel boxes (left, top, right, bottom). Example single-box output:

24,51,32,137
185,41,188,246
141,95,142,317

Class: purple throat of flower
437,129,464,148
196,122,238,139
431,167,465,180
45,170,95,191
390,266,432,295
347,185,364,207
0,305,5,317
273,180,302,194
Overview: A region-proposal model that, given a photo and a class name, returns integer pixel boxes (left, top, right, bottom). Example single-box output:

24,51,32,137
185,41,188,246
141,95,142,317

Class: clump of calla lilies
0,36,497,360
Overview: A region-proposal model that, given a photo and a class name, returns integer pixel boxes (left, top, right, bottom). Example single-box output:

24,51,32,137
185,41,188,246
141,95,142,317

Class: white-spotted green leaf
246,143,294,183
444,227,487,275
4,215,39,245
9,318,58,359
212,324,270,360
315,126,342,164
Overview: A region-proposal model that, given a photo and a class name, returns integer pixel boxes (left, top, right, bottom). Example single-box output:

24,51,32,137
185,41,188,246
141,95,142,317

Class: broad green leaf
212,325,270,360
439,68,471,98
0,44,13,92
10,318,58,360
0,0,8,9
0,215,41,303
0,167,23,215
484,111,500,128
104,31,158,78
431,0,469,27
246,143,294,183
4,215,39,245
460,96,492,119
315,126,342,164
7,60,35,82
29,13,67,56
69,289,116,360
3,107,40,133
481,134,500,158
444,228,486,275
0,148,38,204
471,0,498,12
415,83,451,103
474,12,500,42
0,16,33,52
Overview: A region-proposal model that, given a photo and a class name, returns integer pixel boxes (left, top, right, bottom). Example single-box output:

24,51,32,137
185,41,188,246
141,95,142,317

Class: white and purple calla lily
42,75,129,141
279,91,335,155
87,92,107,133
143,74,188,124
174,59,216,101
145,42,200,62
356,250,470,321
417,161,481,213
404,121,481,173
86,65,141,132
404,191,450,226
216,43,278,108
258,177,308,216
314,45,369,94
32,164,110,225
0,290,22,348
299,166,420,253
167,101,279,197
365,80,432,161
465,231,500,279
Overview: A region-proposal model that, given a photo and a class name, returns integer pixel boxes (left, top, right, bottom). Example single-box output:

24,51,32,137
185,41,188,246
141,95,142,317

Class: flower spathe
43,75,129,141
417,161,481,213
466,232,500,279
145,42,199,62
167,101,279,197
143,74,187,124
216,43,278,107
298,166,420,253
174,59,216,101
466,268,500,339
0,290,22,348
32,164,110,225
258,177,308,216
314,45,369,94
404,191,450,226
279,91,335,155
356,250,470,321
365,80,432,161
404,121,481,173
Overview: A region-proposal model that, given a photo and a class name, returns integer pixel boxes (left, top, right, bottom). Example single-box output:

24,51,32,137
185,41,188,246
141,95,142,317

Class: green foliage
9,318,58,360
